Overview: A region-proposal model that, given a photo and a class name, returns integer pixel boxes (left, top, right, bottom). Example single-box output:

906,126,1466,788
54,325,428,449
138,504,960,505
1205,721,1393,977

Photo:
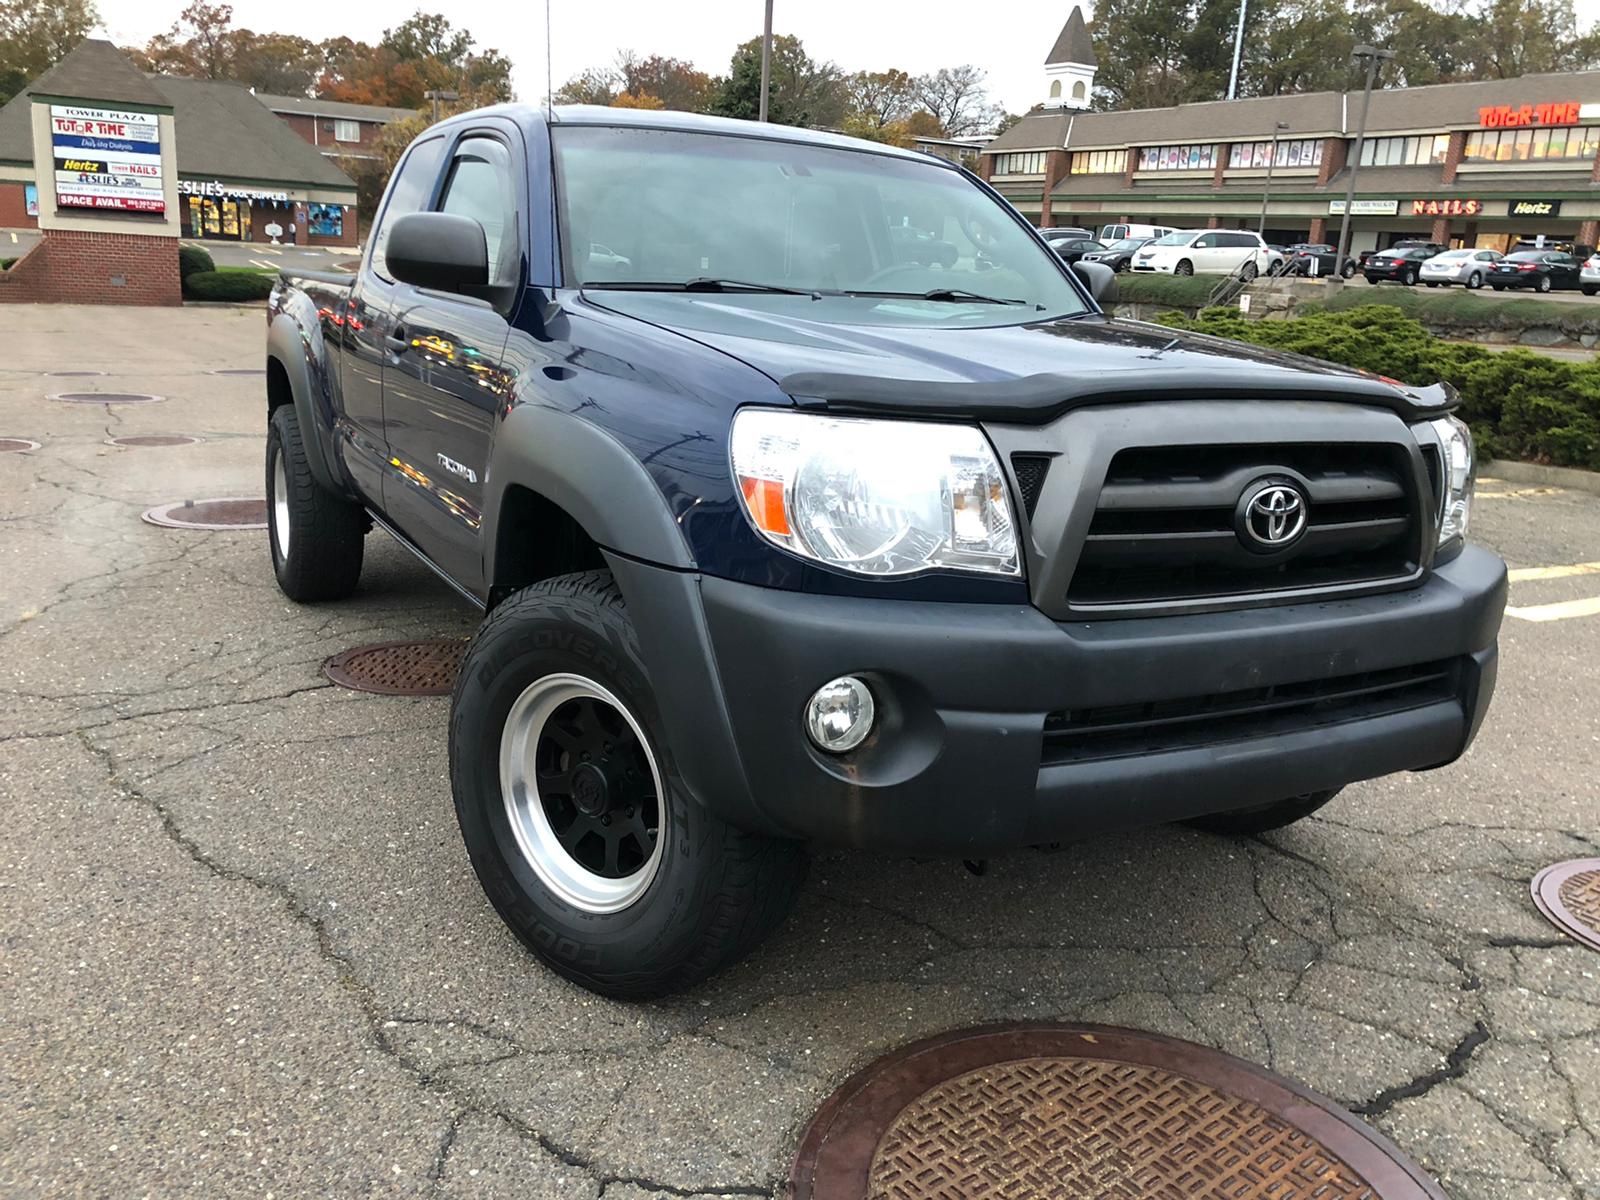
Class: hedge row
1156,305,1600,470
1111,272,1220,309
183,268,276,302
178,243,215,280
1299,285,1599,333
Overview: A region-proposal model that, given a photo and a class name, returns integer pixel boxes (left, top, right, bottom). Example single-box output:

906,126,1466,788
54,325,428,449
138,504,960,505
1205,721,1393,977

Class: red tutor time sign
1477,102,1581,128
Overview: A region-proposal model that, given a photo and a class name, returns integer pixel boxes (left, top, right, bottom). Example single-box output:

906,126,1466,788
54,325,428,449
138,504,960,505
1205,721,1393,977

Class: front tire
1186,789,1341,835
1175,259,1194,277
449,571,806,999
1402,268,1419,286
266,405,365,601
1537,274,1552,293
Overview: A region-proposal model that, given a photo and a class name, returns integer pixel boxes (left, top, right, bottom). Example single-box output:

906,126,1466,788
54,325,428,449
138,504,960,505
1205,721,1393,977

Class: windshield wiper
583,278,819,297
843,287,1032,306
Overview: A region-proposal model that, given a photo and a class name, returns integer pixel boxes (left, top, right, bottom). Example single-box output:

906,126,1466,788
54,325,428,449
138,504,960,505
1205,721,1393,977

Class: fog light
805,676,875,753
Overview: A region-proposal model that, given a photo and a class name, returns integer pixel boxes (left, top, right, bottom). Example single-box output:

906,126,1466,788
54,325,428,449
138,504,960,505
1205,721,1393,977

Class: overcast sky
95,0,1600,117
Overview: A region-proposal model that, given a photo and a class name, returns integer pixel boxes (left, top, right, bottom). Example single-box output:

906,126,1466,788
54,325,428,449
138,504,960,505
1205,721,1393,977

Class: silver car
1582,253,1599,296
1419,248,1503,290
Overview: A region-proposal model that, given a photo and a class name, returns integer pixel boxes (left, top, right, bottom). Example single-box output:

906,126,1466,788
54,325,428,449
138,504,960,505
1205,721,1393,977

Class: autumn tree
709,34,848,127
0,0,98,105
617,51,713,111
553,66,619,105
844,68,918,128
913,65,1004,135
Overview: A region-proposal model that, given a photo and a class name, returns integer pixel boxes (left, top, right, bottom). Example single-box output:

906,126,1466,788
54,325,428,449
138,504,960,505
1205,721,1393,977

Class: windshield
1433,250,1471,260
553,125,1091,326
1150,231,1194,246
1107,238,1145,251
1506,252,1544,262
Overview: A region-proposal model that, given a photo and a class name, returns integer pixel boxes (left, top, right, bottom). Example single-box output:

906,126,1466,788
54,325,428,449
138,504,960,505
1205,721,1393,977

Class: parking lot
1,304,1596,1200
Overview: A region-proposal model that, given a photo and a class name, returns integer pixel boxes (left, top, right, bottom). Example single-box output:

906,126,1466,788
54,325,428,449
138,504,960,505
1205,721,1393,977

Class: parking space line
1506,596,1600,622
1507,561,1600,582
249,258,278,270
7,231,15,243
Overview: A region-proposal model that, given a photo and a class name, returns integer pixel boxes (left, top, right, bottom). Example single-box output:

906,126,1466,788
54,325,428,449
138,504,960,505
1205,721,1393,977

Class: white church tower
1043,7,1097,110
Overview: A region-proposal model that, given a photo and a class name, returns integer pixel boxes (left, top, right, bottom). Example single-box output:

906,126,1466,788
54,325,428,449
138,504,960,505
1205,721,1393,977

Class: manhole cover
210,368,264,376
141,498,267,530
107,435,202,448
1532,858,1600,951
791,1024,1445,1200
50,391,163,405
322,639,465,697
0,438,40,453
46,370,106,377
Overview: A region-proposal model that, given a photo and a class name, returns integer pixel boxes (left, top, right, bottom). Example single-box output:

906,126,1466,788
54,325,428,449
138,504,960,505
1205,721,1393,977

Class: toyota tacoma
264,106,1505,998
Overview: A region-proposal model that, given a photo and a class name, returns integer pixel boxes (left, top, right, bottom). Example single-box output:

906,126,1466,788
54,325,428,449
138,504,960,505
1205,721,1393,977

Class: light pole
1227,0,1248,100
1257,121,1289,236
758,0,774,122
425,89,459,124
1334,44,1394,275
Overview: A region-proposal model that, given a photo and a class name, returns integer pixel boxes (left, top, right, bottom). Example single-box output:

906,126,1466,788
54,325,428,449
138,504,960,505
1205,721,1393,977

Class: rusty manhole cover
107,435,202,448
322,639,465,697
50,391,164,405
791,1024,1445,1200
141,498,267,530
0,438,40,453
1532,858,1600,952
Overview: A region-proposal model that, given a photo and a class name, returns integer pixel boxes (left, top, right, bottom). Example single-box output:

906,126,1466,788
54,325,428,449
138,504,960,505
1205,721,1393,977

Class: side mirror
1072,260,1117,306
385,211,488,293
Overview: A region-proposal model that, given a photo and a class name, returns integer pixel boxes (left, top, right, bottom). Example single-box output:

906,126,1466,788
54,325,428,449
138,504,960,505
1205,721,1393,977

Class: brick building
255,92,414,166
0,40,361,247
981,31,1600,256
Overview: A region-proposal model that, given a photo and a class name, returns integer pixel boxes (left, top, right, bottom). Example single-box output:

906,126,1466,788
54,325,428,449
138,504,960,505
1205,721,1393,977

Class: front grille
1067,443,1421,607
1042,658,1460,765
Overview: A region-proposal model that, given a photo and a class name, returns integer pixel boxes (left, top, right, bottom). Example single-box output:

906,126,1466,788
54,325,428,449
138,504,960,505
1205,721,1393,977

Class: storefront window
994,151,1047,175
1228,138,1324,169
1136,143,1217,171
1462,126,1600,162
1069,149,1123,174
307,204,344,238
1358,134,1451,167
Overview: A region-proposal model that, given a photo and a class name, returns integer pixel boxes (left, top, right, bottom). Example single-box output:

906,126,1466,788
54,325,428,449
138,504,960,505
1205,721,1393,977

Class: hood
583,292,1453,423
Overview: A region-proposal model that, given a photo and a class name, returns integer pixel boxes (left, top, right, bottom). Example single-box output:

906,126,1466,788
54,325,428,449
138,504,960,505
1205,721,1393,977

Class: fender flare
266,311,343,496
482,403,695,579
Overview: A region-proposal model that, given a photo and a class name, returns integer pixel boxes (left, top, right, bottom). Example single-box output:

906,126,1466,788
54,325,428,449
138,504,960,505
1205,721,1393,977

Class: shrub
178,243,215,279
1111,272,1219,310
0,257,14,271
182,269,275,302
1301,285,1597,334
1155,304,1600,470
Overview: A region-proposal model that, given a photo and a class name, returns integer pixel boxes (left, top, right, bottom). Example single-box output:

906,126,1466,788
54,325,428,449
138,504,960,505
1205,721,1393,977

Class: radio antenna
545,0,554,116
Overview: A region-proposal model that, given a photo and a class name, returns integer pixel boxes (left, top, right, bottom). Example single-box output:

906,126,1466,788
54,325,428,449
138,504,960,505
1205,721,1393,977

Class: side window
1194,234,1217,248
437,136,520,292
372,136,446,281
1226,232,1256,248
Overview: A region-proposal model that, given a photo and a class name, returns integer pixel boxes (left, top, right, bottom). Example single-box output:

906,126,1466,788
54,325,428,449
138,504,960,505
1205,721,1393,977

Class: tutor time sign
50,105,166,215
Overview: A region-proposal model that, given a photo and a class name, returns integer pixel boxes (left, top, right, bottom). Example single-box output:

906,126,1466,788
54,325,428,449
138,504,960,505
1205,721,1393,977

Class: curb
1482,459,1600,497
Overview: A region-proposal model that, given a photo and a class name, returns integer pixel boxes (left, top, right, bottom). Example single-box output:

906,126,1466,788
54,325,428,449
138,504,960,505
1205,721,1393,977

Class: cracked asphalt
2,304,1597,1200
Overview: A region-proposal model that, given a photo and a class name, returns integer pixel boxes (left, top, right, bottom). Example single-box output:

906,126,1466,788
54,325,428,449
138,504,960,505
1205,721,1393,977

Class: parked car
1356,240,1447,270
266,104,1503,998
890,223,959,267
1051,237,1108,265
1363,247,1435,285
1418,248,1502,289
1040,227,1093,245
1582,252,1600,296
1285,244,1355,278
1489,250,1585,292
1132,229,1271,276
1098,222,1173,243
1081,236,1151,272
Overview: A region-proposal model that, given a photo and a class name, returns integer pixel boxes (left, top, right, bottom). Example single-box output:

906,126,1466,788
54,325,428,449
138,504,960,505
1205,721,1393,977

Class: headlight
1429,414,1474,546
730,409,1020,576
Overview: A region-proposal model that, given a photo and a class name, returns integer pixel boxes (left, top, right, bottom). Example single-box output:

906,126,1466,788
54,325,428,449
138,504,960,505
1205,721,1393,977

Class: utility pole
1258,121,1289,236
425,89,459,124
1334,45,1394,275
759,0,774,122
1227,0,1248,100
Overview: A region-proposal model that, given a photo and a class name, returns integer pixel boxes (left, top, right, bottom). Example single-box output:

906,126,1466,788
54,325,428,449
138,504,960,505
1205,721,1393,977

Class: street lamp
1334,44,1395,276
1257,121,1289,237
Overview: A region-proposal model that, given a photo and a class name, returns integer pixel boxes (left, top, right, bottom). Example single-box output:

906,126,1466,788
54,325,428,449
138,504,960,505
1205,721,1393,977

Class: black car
1051,237,1107,265
1489,250,1585,292
1363,247,1434,285
1082,237,1152,272
1040,226,1093,244
1286,243,1353,278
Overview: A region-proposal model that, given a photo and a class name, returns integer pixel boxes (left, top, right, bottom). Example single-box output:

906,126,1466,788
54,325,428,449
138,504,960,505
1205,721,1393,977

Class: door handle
385,326,409,354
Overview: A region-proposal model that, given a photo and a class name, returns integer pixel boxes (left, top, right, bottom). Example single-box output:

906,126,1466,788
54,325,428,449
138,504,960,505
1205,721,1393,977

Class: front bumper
613,547,1506,855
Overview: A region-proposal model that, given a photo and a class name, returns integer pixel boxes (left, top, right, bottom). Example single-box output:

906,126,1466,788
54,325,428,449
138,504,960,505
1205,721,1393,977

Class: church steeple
1044,7,1097,110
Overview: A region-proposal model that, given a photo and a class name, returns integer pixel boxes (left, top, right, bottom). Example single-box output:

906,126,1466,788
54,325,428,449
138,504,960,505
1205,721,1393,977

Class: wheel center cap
571,762,611,816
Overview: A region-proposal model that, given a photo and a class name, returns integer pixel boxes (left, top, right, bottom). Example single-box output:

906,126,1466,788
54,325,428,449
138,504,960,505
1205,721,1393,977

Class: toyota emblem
1236,480,1308,552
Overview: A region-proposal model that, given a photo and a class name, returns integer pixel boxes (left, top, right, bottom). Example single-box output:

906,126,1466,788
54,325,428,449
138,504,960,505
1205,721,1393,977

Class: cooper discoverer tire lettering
449,570,806,999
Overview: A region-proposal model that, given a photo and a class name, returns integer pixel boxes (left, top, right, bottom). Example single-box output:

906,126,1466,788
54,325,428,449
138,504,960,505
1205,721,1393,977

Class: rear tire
1425,281,1439,288
266,404,365,602
1467,271,1483,289
1186,789,1341,835
449,571,807,999
1402,268,1418,286
1537,274,1552,293
1492,284,1505,291
1583,286,1598,296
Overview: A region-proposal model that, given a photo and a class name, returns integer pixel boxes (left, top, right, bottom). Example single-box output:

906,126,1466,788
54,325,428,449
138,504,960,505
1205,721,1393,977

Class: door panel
381,132,522,594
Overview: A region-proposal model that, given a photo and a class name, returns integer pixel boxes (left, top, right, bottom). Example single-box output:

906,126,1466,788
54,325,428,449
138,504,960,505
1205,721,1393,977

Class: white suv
1132,229,1270,277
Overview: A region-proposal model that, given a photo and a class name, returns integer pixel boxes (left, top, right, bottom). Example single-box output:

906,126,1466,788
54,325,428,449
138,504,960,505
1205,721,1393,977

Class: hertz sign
1509,199,1562,218
1478,102,1581,128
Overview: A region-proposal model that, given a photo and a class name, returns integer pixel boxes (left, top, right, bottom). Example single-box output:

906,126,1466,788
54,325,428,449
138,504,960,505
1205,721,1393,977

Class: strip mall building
983,12,1600,254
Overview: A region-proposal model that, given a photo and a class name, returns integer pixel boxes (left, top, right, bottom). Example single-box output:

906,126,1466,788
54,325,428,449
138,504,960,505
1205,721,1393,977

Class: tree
708,34,847,127
913,66,1003,135
611,90,665,109
0,0,98,105
617,51,712,112
133,0,236,79
844,68,917,128
840,112,914,146
554,66,618,104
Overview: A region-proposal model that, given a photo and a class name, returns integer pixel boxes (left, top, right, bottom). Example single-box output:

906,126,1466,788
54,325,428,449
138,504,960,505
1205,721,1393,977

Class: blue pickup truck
265,105,1505,998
